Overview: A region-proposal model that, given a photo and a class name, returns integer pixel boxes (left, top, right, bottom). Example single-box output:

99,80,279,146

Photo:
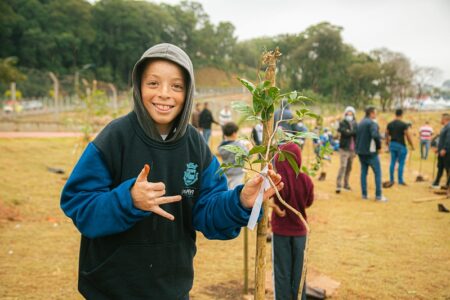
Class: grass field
0,111,449,299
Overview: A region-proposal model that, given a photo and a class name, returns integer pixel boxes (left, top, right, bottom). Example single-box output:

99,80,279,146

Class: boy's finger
136,164,150,182
152,206,175,221
147,181,165,191
155,195,182,205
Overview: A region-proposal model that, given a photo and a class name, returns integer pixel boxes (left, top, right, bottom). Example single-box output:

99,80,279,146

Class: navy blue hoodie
61,44,252,299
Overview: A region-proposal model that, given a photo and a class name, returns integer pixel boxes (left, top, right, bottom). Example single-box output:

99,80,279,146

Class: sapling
219,49,332,299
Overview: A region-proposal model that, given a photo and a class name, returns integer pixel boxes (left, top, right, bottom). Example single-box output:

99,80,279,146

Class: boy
271,143,314,300
60,43,283,299
218,122,247,189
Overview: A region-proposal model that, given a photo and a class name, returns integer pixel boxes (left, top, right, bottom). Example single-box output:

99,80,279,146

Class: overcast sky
155,0,450,84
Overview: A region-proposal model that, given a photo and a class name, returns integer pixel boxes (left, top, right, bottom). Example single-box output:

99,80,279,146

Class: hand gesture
131,164,182,221
240,164,283,209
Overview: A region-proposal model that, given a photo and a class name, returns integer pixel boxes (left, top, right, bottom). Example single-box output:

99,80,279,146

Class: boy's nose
159,83,170,99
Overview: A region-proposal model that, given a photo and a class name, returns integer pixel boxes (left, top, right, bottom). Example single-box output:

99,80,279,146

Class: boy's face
140,59,186,134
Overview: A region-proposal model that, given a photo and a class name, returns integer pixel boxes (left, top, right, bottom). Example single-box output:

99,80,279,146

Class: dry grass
0,111,449,299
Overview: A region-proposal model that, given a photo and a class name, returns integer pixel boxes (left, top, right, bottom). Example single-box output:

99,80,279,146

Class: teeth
154,104,173,111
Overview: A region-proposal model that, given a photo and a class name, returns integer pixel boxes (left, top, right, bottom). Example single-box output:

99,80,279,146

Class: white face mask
345,115,353,122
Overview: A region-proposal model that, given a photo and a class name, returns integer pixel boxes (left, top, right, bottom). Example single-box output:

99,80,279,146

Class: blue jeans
389,142,407,184
420,139,430,160
358,154,382,198
202,128,211,144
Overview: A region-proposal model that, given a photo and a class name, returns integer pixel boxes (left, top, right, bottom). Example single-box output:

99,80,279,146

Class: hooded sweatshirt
271,143,314,236
61,43,252,299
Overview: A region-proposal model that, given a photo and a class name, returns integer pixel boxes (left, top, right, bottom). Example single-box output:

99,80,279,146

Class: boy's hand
131,164,182,221
240,164,283,209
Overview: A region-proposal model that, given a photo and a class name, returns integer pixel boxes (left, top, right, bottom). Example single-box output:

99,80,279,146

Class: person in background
431,113,450,189
218,105,233,127
218,122,247,189
199,102,218,144
356,106,387,202
419,120,434,160
385,109,415,186
252,123,263,146
191,102,201,129
271,142,314,300
294,120,308,149
336,106,357,194
274,100,294,131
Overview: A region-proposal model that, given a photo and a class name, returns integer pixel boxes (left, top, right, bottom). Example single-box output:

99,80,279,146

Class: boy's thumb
137,164,150,182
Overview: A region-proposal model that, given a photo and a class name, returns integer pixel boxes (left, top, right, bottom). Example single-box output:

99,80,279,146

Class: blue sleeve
60,143,150,238
370,122,381,142
193,156,252,240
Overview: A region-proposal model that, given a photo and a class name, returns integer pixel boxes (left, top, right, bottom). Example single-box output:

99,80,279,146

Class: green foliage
221,74,331,177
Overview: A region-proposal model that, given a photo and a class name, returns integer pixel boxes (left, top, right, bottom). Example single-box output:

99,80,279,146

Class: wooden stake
254,48,281,300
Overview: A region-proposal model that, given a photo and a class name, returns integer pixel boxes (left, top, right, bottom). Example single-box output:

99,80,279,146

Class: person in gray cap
60,43,283,299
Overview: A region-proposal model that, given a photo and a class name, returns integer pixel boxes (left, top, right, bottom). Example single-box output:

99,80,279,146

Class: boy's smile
140,59,186,135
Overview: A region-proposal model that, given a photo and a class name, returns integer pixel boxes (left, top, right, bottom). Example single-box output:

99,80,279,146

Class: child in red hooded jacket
271,142,314,300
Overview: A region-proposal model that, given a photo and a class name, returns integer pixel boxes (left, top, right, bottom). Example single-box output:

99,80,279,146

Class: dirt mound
0,201,21,222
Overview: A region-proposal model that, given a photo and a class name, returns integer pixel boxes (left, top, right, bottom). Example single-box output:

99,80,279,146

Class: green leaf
261,105,274,121
257,80,271,90
246,115,263,121
284,150,300,176
268,86,280,100
232,101,254,117
249,145,267,155
253,93,264,113
238,78,256,93
278,151,286,162
220,144,248,157
251,158,266,165
295,131,319,139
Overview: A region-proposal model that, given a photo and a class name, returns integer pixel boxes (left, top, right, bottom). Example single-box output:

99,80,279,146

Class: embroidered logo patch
183,162,198,186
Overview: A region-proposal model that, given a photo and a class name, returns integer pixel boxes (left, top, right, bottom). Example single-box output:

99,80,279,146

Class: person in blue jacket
60,43,283,299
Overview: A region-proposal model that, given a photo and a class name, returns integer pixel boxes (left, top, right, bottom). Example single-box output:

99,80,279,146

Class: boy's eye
173,83,184,92
146,81,158,87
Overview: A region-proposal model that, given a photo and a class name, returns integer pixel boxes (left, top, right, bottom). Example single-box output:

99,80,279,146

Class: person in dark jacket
336,106,357,193
60,43,283,299
271,142,314,300
431,113,450,189
199,102,218,144
355,106,387,201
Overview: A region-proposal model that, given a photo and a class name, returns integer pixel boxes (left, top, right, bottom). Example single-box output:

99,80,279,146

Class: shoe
376,195,388,202
438,203,449,213
362,195,368,200
399,182,407,186
431,185,440,189
344,186,352,191
336,188,341,194
382,181,394,188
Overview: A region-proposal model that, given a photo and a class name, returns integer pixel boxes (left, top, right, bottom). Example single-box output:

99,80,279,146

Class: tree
414,66,443,98
0,57,25,84
371,48,413,111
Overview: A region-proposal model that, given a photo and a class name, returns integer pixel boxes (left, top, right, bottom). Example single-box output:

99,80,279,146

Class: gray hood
132,43,195,142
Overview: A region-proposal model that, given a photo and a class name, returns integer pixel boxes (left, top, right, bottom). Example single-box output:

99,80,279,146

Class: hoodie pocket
81,242,193,299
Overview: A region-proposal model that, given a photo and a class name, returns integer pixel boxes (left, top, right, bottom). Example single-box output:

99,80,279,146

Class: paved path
0,131,83,138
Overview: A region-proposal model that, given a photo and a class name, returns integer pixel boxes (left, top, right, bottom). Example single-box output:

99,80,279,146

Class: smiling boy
61,43,282,299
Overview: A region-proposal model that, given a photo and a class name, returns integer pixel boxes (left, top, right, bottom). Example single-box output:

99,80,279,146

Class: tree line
0,0,447,108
